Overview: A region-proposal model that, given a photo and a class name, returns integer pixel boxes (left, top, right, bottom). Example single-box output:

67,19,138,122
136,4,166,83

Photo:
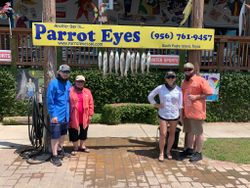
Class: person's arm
147,85,162,109
189,94,208,100
178,89,183,109
178,89,184,125
47,81,57,123
88,90,94,119
201,77,213,97
189,78,213,101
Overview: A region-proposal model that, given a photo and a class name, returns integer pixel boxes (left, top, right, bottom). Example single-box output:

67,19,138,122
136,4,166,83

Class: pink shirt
77,92,83,124
69,87,94,129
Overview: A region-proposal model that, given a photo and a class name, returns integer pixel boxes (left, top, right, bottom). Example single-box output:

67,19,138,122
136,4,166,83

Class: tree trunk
42,0,56,152
188,0,204,73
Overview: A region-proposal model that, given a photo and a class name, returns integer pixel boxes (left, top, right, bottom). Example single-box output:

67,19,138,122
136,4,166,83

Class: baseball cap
75,75,85,82
58,64,70,72
184,62,194,69
164,71,176,78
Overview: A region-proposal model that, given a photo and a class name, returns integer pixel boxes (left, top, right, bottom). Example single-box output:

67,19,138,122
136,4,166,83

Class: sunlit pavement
0,123,250,187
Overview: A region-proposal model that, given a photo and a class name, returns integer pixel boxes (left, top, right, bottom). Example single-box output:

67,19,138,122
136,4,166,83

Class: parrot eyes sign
32,22,215,50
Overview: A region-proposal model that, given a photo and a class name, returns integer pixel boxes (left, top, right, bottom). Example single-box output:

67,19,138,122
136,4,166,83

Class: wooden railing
0,28,250,71
201,36,250,71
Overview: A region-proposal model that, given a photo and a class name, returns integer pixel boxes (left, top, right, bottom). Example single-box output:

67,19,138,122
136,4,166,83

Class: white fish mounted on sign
109,50,114,74
135,52,140,74
130,51,136,75
239,1,246,36
124,50,131,77
141,52,146,74
120,50,125,77
103,51,108,76
98,51,102,70
146,51,151,73
115,51,120,74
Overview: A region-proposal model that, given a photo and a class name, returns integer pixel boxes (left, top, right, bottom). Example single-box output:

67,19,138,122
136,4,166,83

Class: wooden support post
10,30,18,73
188,0,204,73
42,0,56,152
245,0,250,71
57,47,63,67
217,40,225,72
179,50,187,72
246,0,250,36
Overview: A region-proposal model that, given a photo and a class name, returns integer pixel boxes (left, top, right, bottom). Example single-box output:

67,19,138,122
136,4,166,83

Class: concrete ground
0,122,250,188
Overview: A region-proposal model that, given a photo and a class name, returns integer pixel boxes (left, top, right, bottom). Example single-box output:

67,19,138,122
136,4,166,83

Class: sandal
71,148,79,156
78,147,90,153
166,153,172,160
158,154,164,162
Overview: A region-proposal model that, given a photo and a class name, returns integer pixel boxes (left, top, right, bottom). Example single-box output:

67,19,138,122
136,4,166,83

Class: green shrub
13,100,29,116
91,113,102,123
0,69,29,120
102,103,158,125
70,70,250,122
206,73,250,122
102,104,122,125
0,68,249,122
0,70,17,120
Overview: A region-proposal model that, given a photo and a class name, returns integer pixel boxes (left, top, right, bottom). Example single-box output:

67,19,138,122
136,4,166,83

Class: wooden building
0,0,249,71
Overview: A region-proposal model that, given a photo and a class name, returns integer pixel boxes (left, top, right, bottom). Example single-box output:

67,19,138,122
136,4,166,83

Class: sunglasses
166,76,176,79
62,71,70,74
184,68,193,72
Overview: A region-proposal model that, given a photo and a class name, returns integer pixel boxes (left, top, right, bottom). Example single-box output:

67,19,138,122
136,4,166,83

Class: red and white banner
150,55,179,66
0,50,11,62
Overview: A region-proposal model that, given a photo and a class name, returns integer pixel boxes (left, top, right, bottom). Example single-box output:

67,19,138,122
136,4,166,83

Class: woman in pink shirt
69,75,94,155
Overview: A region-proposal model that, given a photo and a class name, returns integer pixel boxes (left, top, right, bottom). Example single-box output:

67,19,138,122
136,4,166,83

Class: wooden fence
0,28,250,71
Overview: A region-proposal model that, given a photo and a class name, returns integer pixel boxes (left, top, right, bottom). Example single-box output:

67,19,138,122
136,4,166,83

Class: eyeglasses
184,68,193,72
76,80,84,83
166,76,176,79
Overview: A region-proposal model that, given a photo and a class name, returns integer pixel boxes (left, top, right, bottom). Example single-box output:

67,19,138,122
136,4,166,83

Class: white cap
184,62,194,69
75,75,85,81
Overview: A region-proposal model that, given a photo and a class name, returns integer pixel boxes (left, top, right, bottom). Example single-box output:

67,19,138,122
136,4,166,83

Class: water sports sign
0,50,11,62
32,22,214,50
150,55,179,66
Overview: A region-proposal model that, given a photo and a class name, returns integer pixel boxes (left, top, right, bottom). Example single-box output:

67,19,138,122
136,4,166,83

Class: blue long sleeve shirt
46,78,71,123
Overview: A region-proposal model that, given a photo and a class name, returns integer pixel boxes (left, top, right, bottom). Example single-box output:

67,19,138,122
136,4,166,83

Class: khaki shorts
183,118,204,135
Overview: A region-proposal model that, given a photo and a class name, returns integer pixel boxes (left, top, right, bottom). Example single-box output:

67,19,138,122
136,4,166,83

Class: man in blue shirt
47,64,72,166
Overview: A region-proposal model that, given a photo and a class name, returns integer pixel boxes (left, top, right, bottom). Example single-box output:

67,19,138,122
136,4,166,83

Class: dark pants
69,124,88,142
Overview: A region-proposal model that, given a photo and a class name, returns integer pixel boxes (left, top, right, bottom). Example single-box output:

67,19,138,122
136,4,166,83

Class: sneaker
58,149,71,159
50,155,62,167
189,152,202,162
181,148,194,158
